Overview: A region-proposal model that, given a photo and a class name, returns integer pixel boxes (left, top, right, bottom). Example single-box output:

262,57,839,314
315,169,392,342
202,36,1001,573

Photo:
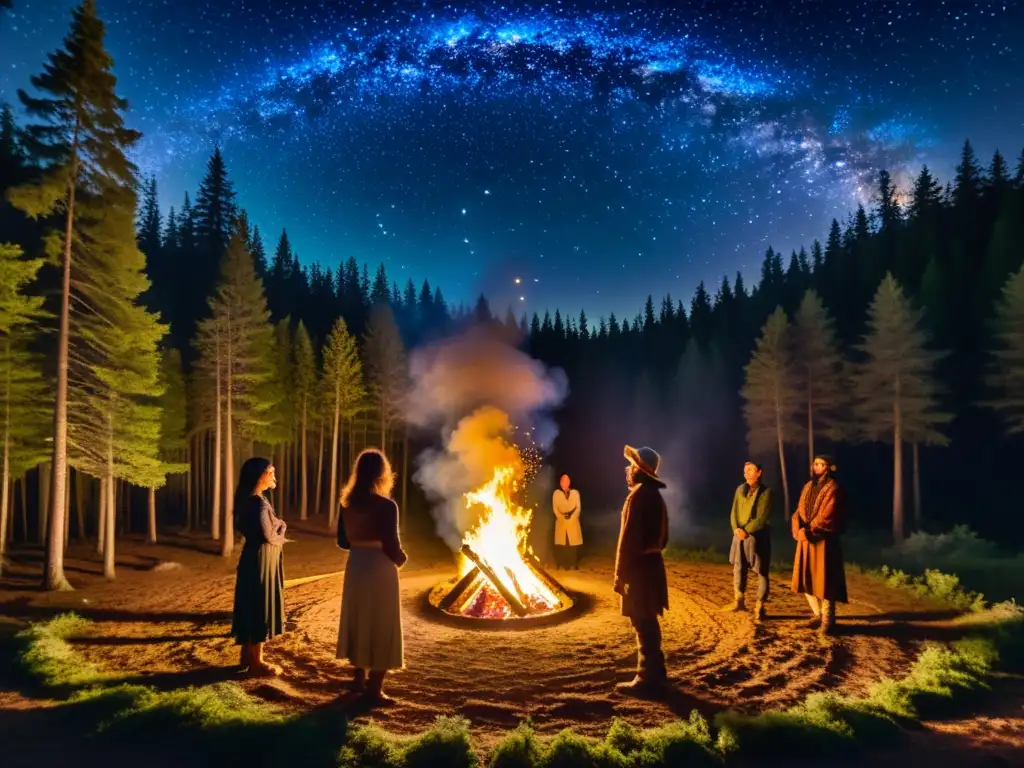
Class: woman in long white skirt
336,448,407,704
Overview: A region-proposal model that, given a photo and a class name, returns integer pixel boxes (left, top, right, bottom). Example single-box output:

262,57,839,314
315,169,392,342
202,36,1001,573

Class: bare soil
1,524,1021,764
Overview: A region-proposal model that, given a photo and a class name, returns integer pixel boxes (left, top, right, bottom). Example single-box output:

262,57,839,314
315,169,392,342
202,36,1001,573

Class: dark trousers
554,544,579,569
733,553,769,602
630,617,666,682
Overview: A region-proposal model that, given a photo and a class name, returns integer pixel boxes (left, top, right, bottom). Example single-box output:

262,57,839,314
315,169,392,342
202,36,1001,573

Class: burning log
461,543,529,617
524,552,568,604
438,566,481,612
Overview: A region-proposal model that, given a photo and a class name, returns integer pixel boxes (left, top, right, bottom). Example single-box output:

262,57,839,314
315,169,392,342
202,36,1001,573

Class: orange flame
460,464,558,614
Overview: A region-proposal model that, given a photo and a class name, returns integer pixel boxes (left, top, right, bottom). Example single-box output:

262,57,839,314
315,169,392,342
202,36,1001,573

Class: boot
349,668,366,693
365,671,395,706
753,601,767,624
819,601,836,636
616,674,667,698
804,594,822,629
718,591,745,612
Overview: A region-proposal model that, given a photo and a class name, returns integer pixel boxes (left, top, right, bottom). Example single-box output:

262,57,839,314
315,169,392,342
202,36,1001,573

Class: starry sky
2,1,1022,320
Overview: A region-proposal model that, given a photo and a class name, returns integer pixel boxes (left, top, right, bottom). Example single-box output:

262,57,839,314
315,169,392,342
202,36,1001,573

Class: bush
847,527,1024,605
873,566,987,612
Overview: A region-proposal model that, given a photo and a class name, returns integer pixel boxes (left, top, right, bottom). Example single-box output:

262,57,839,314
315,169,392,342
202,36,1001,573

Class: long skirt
337,546,404,671
231,543,285,644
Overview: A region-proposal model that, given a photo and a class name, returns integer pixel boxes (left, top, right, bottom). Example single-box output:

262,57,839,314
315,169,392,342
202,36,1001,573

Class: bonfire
429,461,572,622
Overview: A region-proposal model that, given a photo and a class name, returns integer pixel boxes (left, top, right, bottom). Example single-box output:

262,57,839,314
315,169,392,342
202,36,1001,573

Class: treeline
2,2,1024,591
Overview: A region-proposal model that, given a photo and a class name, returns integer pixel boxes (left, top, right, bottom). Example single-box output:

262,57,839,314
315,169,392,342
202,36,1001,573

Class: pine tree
293,320,317,520
322,317,364,528
907,166,942,220
268,230,293,320
791,290,848,468
643,295,656,330
854,274,950,541
66,208,168,580
690,282,713,347
250,224,267,278
136,175,161,258
148,347,188,544
810,241,824,274
364,304,407,453
986,265,1024,435
953,139,984,210
194,147,237,261
271,319,295,515
7,0,142,590
195,219,277,558
741,307,799,515
0,244,49,575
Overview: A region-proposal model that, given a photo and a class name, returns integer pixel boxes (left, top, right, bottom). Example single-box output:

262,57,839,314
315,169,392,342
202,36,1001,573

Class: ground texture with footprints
0,524,980,749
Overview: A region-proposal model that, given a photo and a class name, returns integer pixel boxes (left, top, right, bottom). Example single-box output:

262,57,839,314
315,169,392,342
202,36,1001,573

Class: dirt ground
1,524,1022,764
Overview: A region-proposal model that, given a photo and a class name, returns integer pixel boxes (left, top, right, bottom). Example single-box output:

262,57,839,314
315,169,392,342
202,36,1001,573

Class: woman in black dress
231,457,287,676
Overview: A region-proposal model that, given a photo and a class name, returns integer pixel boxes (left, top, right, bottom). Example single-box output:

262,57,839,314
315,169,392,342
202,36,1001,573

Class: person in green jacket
719,461,774,622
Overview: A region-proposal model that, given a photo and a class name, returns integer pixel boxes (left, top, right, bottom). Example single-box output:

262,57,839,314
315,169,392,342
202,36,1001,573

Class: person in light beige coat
552,474,582,569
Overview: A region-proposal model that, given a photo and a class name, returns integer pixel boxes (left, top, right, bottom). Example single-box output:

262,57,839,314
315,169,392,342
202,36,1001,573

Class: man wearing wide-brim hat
613,445,670,696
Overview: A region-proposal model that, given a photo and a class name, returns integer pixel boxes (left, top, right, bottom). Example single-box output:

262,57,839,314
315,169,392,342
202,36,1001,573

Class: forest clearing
2,528,1021,766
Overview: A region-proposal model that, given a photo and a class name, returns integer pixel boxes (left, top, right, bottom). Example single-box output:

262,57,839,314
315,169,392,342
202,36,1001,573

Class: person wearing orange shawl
613,445,670,697
791,453,848,635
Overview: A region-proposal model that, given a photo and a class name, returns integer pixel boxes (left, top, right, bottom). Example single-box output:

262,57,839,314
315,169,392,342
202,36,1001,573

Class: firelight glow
460,464,558,617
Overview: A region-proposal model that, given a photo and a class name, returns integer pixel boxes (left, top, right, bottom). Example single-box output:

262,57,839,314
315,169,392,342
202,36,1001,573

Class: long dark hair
340,448,394,508
234,457,271,529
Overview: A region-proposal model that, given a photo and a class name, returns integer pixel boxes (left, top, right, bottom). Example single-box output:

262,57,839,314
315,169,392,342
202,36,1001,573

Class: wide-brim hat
624,444,662,481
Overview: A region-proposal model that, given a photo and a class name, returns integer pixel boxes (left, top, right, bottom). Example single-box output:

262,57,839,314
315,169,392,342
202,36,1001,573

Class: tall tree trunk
314,419,324,516
401,424,409,532
122,479,130,534
185,436,193,532
328,392,341,529
97,474,105,555
37,461,50,545
44,145,77,591
222,331,235,558
200,431,208,529
279,440,288,518
892,398,904,543
300,400,308,520
0,423,10,577
147,487,157,544
63,465,70,552
19,476,28,542
212,340,222,541
103,430,116,580
807,389,814,474
912,442,922,532
74,469,86,540
775,403,791,519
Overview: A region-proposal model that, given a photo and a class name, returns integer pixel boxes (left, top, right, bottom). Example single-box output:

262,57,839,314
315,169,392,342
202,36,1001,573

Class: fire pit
423,464,583,629
426,544,578,628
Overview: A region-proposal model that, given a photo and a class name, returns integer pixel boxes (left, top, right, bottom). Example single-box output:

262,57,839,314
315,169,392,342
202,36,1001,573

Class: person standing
337,448,408,705
231,457,287,677
792,454,848,635
719,461,774,622
614,445,670,697
552,473,582,570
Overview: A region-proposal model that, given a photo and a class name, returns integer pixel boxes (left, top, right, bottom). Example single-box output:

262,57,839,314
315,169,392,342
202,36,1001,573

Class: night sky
2,1,1022,320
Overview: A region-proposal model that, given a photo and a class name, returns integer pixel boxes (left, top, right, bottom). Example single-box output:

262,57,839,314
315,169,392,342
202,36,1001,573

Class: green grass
6,601,1023,767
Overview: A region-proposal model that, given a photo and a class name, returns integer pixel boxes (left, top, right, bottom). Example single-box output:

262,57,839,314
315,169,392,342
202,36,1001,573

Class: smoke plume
407,327,569,549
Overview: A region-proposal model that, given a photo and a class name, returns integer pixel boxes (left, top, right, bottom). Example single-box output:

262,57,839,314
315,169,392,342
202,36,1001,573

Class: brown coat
791,477,848,602
614,480,669,618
